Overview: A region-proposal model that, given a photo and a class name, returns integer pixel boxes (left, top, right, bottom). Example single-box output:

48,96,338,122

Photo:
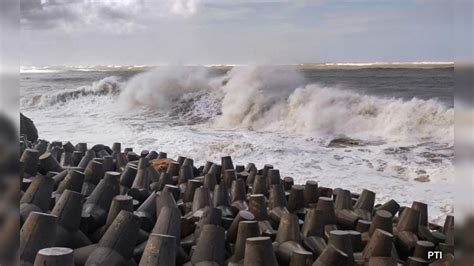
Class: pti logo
427,251,443,260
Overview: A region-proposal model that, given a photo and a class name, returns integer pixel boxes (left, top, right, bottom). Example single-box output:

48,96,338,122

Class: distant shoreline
20,62,455,73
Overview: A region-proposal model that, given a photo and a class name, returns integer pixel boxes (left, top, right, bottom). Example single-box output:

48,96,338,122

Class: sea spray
118,66,225,123
216,66,305,129
119,66,218,110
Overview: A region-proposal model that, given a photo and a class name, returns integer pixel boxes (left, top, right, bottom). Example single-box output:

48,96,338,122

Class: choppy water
20,65,454,223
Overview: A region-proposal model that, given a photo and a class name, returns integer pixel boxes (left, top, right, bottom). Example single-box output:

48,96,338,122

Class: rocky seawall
17,115,454,265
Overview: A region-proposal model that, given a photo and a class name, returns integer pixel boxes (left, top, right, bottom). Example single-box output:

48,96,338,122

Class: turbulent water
20,64,454,223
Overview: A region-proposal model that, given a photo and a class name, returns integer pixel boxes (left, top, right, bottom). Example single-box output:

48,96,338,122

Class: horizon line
21,61,454,67
20,61,455,71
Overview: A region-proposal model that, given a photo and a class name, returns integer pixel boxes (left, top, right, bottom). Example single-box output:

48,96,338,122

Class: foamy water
20,65,454,224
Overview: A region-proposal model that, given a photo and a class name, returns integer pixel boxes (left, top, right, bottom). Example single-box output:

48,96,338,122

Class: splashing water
115,65,454,142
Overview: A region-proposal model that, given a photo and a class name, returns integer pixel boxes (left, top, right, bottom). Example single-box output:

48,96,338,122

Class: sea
20,63,454,223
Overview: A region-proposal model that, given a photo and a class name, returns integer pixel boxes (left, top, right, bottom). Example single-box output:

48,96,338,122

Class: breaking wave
120,66,453,141
215,66,453,141
118,67,224,123
274,85,453,140
21,76,122,106
24,66,454,142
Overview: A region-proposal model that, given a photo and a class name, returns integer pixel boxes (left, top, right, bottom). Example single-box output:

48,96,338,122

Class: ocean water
20,64,454,223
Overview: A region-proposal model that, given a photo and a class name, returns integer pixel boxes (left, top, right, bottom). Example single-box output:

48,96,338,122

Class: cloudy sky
20,0,456,66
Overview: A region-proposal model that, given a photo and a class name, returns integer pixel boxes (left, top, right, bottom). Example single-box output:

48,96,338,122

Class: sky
20,0,458,66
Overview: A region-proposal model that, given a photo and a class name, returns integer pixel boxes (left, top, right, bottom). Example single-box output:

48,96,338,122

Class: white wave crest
21,76,122,107
281,85,454,141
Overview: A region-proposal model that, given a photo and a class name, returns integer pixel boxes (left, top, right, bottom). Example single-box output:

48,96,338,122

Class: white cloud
171,0,198,17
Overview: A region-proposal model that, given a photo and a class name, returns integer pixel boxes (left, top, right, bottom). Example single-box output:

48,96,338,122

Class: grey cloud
21,0,198,31
20,0,42,13
21,0,81,29
97,5,133,21
21,0,140,30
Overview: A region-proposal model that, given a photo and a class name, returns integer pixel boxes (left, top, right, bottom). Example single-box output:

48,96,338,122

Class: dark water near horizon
300,68,454,107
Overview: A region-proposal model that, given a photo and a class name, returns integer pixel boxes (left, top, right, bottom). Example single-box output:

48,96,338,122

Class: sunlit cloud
171,0,198,17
